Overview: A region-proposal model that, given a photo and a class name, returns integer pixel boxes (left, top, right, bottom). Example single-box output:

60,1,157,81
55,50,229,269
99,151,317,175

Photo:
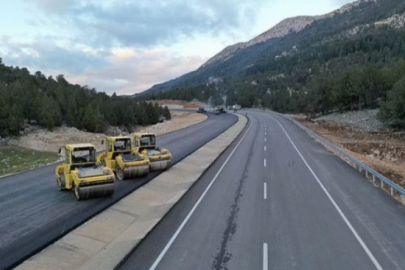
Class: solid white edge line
264,182,267,199
149,121,253,270
263,243,268,270
271,117,383,270
264,159,267,167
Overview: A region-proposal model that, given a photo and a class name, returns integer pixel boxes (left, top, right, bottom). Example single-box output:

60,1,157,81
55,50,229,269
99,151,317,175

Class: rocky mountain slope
203,0,379,68
202,16,319,68
141,0,403,95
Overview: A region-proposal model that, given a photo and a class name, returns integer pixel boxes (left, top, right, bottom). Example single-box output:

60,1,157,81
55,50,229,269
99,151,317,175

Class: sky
0,0,355,95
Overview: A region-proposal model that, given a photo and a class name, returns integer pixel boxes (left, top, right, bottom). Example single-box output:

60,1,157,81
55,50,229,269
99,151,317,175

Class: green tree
8,104,23,135
83,104,96,132
378,78,405,127
163,106,171,120
39,95,62,130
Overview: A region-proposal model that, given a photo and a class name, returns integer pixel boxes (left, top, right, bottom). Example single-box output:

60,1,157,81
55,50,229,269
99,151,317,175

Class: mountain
141,0,405,95
201,16,320,68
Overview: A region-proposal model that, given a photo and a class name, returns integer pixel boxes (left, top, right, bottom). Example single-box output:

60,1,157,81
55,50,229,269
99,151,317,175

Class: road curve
0,112,237,270
120,110,405,270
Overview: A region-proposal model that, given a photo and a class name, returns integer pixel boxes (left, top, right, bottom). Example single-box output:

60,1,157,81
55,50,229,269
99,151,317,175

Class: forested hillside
142,0,405,126
0,58,171,136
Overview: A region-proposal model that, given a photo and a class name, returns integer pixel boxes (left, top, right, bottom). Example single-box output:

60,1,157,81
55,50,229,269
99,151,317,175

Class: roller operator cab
133,133,172,171
55,144,115,201
97,136,150,180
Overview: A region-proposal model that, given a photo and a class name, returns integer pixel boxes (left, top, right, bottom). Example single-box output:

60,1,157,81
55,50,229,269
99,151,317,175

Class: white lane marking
272,118,383,270
265,138,267,142
264,159,267,167
264,146,267,151
264,182,267,199
263,243,268,270
149,122,253,270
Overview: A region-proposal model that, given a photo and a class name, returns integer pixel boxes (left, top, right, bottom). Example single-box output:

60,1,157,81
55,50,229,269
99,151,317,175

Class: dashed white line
149,122,253,270
264,159,267,167
265,138,267,142
264,182,267,199
264,146,267,151
263,243,268,270
271,117,383,270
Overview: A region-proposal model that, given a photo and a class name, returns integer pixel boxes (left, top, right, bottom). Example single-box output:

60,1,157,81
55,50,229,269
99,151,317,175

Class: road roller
97,136,150,180
133,132,172,171
55,143,115,200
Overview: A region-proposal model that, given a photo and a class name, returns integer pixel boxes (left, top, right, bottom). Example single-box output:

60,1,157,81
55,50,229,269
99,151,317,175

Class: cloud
25,0,267,48
76,48,206,95
1,35,107,75
0,35,205,94
26,0,72,14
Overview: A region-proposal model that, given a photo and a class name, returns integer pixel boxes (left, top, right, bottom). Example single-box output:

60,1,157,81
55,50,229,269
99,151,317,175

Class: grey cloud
26,0,72,14
1,36,108,74
83,49,206,94
0,34,204,94
27,0,266,48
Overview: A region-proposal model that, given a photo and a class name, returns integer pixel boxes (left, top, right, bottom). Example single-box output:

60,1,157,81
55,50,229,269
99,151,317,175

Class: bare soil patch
291,114,405,188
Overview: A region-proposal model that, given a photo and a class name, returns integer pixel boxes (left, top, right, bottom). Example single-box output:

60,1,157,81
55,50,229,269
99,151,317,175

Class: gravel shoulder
291,112,405,188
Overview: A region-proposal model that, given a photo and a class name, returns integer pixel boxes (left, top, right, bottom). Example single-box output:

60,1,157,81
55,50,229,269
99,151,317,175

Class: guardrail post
381,181,384,189
365,171,368,178
402,195,405,205
391,187,394,196
359,166,362,173
372,175,375,184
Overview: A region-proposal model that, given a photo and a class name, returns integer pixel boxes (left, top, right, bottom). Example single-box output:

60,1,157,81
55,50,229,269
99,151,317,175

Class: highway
0,112,237,270
120,110,405,270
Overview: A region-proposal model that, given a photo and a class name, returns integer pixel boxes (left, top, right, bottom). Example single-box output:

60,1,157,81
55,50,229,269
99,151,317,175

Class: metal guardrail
286,116,405,205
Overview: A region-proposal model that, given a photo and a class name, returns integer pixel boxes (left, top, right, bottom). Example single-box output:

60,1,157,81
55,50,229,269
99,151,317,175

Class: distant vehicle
216,105,226,113
232,104,241,113
197,107,206,113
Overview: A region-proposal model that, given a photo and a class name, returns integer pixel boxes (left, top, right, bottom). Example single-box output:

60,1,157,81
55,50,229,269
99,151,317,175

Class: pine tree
83,104,96,132
8,104,23,134
163,106,171,120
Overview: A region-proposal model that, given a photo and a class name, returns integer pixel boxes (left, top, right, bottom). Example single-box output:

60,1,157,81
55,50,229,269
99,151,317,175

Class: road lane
120,110,405,270
264,112,405,269
0,113,237,270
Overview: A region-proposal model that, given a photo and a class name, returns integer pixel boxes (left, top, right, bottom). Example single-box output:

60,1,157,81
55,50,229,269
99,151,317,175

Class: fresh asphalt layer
120,110,405,270
0,112,237,270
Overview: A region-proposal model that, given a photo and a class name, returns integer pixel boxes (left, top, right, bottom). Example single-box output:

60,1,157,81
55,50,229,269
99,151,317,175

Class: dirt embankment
147,99,207,109
138,111,206,136
8,111,207,153
291,114,405,188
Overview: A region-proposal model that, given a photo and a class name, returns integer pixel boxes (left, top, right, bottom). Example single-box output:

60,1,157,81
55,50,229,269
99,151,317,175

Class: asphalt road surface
0,112,237,270
120,110,405,270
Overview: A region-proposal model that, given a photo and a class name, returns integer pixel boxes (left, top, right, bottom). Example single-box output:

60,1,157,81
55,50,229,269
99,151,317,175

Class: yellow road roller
133,133,172,171
97,136,150,180
55,143,115,200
